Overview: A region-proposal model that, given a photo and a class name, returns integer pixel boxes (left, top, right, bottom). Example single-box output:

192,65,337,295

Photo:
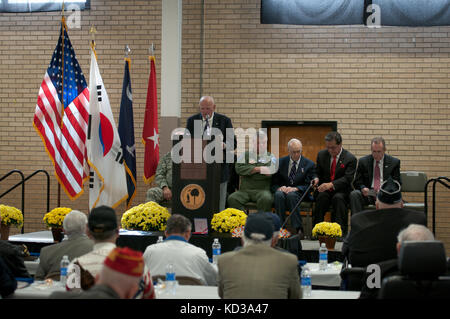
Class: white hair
397,224,434,243
242,234,273,247
63,210,87,237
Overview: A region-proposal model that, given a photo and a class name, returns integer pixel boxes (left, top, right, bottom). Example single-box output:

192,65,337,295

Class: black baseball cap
88,205,118,233
244,213,274,241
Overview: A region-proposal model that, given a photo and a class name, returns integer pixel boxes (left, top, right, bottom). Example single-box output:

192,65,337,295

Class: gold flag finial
90,24,97,48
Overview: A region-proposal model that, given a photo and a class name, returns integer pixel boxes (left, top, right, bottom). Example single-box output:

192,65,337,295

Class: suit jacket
271,155,317,195
316,148,357,194
35,234,94,280
353,154,401,191
342,208,426,267
186,112,234,182
217,244,301,299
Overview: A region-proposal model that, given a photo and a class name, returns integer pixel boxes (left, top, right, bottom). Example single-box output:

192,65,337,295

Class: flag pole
57,2,66,208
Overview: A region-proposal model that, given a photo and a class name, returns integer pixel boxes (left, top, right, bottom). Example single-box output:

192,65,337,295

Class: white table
156,285,359,299
301,240,343,252
24,260,39,276
12,281,66,299
306,262,342,287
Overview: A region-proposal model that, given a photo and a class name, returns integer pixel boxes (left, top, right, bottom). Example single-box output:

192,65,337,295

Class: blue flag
118,58,137,208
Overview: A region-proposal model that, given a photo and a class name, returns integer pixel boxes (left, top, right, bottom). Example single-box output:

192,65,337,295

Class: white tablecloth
156,285,358,299
307,262,342,287
13,283,359,299
12,281,66,299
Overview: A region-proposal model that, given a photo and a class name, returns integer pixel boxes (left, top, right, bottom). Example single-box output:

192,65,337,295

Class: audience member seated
35,210,94,281
51,247,147,299
342,177,426,268
143,214,217,286
359,224,435,299
227,130,275,212
312,131,357,237
146,151,173,206
67,205,119,290
350,137,401,215
217,213,301,299
272,138,316,239
378,238,449,299
0,256,17,298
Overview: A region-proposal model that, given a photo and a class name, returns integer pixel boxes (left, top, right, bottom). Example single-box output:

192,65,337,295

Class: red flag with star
142,56,159,184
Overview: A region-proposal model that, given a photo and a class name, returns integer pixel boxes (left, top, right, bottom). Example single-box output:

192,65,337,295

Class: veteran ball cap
260,211,281,232
244,213,274,241
88,205,118,233
377,177,402,204
104,247,144,277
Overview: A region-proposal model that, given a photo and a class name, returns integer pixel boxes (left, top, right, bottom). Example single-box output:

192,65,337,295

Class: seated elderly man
217,213,301,299
143,214,217,286
359,224,435,299
35,210,94,280
228,130,276,212
342,177,426,268
51,247,147,299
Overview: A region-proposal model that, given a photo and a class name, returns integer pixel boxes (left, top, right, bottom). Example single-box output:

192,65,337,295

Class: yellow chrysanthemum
121,201,170,231
0,204,24,228
312,222,342,238
211,208,247,233
43,207,72,228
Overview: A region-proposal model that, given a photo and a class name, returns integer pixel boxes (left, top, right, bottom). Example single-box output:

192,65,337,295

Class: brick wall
0,0,449,253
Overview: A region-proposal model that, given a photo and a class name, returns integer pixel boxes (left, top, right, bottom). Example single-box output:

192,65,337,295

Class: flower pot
0,224,10,240
318,236,337,250
51,227,64,242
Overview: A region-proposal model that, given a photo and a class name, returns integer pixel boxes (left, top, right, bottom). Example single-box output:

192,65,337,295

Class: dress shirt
289,156,300,177
331,148,343,169
202,112,214,135
371,156,384,189
143,236,217,286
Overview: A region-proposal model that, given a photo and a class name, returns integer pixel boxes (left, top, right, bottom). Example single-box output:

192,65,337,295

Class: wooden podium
172,138,221,233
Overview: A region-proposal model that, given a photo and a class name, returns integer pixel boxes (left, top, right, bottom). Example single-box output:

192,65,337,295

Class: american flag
33,19,89,199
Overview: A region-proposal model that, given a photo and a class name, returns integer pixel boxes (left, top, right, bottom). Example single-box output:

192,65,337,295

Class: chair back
400,171,427,211
400,171,427,193
379,240,450,298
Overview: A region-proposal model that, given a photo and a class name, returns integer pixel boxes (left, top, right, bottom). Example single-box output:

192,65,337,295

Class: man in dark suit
186,96,235,211
350,137,401,215
342,177,427,268
272,138,316,238
312,131,357,236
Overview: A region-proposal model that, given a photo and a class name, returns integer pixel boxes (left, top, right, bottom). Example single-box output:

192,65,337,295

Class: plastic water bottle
212,238,221,265
300,265,312,297
156,236,164,244
165,263,176,295
60,255,70,286
319,242,328,271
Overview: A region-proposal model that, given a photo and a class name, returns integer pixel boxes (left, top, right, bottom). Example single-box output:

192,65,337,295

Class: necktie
330,156,337,181
203,118,210,135
374,160,381,192
289,161,297,185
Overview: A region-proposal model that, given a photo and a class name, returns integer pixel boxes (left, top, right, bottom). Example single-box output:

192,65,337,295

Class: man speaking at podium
186,96,235,211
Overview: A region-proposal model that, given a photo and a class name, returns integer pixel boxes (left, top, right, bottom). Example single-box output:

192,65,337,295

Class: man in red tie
312,132,357,237
349,137,401,215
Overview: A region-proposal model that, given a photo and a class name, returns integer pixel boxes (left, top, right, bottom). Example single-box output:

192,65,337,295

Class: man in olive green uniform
227,131,276,212
146,152,172,205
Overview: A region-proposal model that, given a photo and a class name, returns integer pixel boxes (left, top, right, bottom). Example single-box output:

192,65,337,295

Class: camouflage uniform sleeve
154,153,171,189
235,152,256,176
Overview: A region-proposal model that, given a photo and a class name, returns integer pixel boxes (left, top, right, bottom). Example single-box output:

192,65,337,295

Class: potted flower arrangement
211,208,247,235
121,201,171,232
312,222,342,250
43,207,72,242
0,204,24,240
